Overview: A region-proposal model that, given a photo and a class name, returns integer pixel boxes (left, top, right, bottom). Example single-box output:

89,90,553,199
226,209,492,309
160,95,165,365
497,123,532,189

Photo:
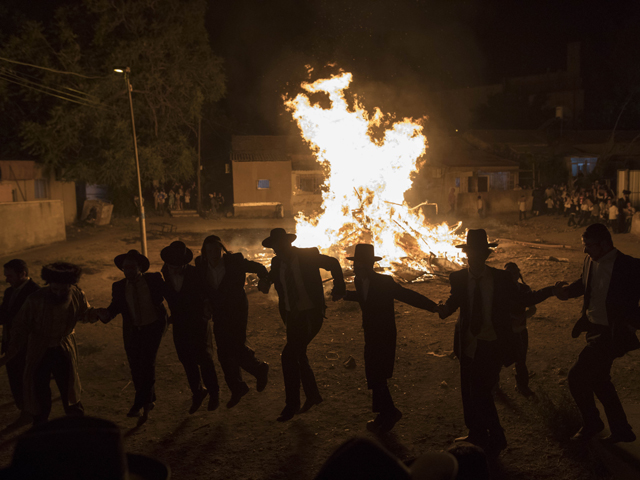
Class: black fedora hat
346,244,383,263
160,241,193,266
0,416,169,480
455,229,498,251
114,250,150,273
262,228,297,248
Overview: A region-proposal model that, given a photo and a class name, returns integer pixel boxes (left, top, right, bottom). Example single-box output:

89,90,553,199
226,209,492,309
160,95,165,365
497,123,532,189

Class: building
230,136,324,217
0,160,77,224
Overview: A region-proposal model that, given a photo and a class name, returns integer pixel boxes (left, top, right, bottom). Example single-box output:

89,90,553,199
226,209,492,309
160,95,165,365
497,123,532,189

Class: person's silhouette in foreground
259,228,345,422
555,223,640,444
344,243,437,434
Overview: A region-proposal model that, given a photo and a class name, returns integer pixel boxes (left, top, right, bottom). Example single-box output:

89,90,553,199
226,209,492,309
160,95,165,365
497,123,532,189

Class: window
34,179,47,199
455,177,460,188
297,175,323,194
257,179,270,189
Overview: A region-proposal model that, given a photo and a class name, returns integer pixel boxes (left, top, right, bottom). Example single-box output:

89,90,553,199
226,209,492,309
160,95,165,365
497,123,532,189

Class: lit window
257,179,270,189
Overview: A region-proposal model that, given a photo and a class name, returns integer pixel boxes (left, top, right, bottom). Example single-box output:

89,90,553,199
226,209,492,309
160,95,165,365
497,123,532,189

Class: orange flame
285,72,464,277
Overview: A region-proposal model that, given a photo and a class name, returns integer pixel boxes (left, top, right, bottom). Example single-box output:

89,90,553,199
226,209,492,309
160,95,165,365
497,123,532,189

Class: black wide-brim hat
346,243,383,262
455,229,498,251
262,228,297,248
160,241,193,266
114,250,150,273
0,416,169,480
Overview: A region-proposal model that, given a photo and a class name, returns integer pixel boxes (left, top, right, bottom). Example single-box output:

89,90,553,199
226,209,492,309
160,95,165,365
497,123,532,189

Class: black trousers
6,348,27,410
173,319,219,396
519,211,526,221
214,314,263,393
514,329,529,389
33,347,84,425
460,340,503,436
568,336,632,435
282,308,323,408
371,381,395,414
124,318,166,408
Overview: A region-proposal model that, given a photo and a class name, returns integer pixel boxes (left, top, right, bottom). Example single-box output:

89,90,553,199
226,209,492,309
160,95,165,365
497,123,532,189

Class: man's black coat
0,279,40,354
345,272,436,386
442,267,553,366
565,250,640,357
268,247,345,321
195,252,268,323
106,272,168,342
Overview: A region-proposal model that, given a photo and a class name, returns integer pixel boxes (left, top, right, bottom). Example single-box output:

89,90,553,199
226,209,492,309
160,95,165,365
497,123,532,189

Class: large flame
285,72,464,278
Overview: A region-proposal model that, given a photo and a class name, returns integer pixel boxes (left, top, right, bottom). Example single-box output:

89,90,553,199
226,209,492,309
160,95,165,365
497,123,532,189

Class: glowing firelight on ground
285,72,465,278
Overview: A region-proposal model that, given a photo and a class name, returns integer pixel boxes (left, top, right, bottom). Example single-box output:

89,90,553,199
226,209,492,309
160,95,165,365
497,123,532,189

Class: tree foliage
0,0,225,191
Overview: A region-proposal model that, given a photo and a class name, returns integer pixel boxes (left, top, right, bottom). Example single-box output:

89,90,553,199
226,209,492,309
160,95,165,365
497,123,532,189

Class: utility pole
197,116,202,214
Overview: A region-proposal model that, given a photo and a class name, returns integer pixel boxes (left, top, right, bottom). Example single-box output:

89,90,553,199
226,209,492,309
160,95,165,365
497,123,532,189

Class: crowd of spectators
528,181,636,233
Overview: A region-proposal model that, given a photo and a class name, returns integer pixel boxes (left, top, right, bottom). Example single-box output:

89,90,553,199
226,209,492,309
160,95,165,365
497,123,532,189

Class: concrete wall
232,161,293,216
0,200,66,255
456,190,533,216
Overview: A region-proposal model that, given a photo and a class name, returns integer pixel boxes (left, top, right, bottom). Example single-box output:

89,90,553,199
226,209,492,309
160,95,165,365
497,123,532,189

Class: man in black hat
259,228,346,422
161,241,220,414
96,250,168,422
555,223,640,444
0,259,40,427
437,230,556,454
344,244,438,434
195,235,270,409
0,262,98,425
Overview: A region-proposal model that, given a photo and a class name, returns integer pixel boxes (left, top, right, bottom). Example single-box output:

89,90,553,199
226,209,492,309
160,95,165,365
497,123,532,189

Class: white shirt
586,248,617,326
207,260,226,290
609,205,618,220
167,270,185,292
463,267,497,358
280,255,314,312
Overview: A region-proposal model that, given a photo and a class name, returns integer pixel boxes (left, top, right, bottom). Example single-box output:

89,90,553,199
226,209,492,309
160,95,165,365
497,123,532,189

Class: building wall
0,200,67,255
456,190,532,216
232,161,293,216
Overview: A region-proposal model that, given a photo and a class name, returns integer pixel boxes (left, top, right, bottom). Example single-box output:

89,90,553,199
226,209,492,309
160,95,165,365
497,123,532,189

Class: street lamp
115,67,147,257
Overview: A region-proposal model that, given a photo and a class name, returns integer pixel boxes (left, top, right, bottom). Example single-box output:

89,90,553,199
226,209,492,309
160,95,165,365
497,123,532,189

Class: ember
284,72,466,279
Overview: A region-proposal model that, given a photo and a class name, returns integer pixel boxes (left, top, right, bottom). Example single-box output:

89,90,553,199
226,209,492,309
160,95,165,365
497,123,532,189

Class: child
477,195,484,218
518,195,527,221
344,244,437,434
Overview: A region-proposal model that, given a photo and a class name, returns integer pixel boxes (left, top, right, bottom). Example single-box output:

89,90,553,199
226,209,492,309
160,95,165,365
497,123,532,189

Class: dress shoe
515,384,535,398
455,431,488,447
256,362,269,392
136,402,155,426
189,389,208,414
570,421,605,442
367,409,402,434
226,383,250,409
599,430,636,444
298,397,323,414
277,405,299,422
208,394,220,411
126,405,142,418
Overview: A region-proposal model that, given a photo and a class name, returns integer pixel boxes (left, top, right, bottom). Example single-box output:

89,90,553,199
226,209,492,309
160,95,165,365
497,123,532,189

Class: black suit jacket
442,267,553,365
268,247,346,321
565,250,640,357
195,252,268,323
0,279,40,353
345,273,436,384
161,264,204,323
106,273,168,341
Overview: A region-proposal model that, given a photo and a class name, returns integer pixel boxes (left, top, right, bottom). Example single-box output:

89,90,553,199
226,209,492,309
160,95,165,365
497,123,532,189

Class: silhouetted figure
438,230,555,455
97,250,168,423
259,228,346,422
344,244,437,434
196,235,270,408
555,223,639,443
0,259,40,427
161,241,219,413
504,263,540,398
0,263,98,425
315,437,458,480
0,416,169,479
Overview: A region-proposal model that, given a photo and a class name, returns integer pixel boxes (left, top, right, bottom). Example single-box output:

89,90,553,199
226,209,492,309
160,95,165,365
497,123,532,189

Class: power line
0,55,106,79
0,68,100,103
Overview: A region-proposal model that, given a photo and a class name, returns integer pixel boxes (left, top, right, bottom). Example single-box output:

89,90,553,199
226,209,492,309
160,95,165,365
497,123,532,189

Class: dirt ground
1,212,639,479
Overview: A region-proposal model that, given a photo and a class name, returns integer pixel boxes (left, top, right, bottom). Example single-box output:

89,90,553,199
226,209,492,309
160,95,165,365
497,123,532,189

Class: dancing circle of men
1,223,638,456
